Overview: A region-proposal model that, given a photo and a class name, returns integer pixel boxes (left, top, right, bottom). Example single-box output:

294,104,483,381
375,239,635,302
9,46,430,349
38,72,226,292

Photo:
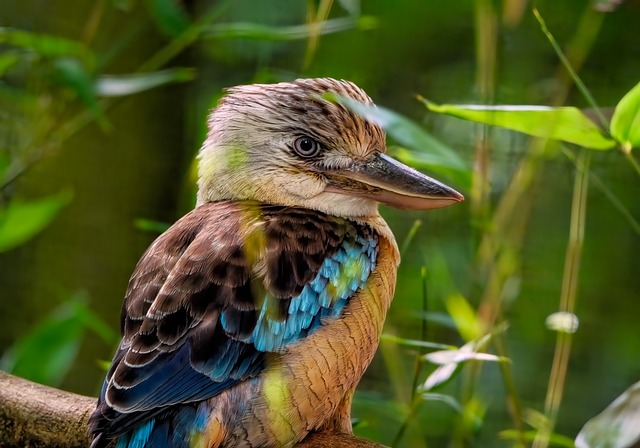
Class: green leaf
96,68,196,97
399,220,422,257
0,191,72,252
0,293,116,386
0,27,94,66
423,99,617,150
134,218,171,233
96,359,112,372
420,393,463,413
415,311,458,330
146,0,191,37
352,391,407,425
380,333,457,351
325,93,471,189
0,299,85,386
52,58,104,121
500,430,576,448
445,293,483,341
73,302,120,346
611,81,640,152
203,16,375,41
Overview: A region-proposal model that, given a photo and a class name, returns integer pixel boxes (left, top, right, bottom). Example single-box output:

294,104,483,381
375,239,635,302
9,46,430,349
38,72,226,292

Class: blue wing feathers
169,405,206,447
201,339,236,380
111,347,239,413
250,236,376,352
116,402,211,448
118,419,154,448
147,421,171,448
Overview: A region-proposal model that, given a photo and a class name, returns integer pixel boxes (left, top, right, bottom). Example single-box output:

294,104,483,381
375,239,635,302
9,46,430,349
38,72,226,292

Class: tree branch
0,370,95,448
0,371,387,448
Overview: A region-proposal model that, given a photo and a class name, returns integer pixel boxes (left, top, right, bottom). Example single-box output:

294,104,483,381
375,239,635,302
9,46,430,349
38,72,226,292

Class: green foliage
0,192,72,252
501,430,576,448
0,27,94,64
422,101,616,150
611,81,640,152
380,334,456,351
146,0,191,38
420,393,462,414
444,293,484,341
0,296,118,387
351,7,638,446
52,57,106,125
134,218,171,233
203,16,376,41
422,81,640,154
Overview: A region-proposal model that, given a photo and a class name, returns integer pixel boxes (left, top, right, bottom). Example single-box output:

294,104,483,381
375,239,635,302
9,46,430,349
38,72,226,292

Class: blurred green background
1,0,639,447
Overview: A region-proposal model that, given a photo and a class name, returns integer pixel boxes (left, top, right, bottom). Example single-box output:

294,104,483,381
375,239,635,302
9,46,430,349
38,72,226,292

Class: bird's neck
196,192,380,222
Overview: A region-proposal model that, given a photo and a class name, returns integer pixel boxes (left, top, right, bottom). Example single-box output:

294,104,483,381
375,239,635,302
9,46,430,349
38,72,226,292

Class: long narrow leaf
500,430,576,448
0,27,94,66
96,68,196,97
423,99,616,150
380,333,457,351
203,16,376,41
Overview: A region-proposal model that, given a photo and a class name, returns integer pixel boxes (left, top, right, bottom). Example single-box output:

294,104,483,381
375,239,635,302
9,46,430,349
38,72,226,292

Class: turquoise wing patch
250,233,378,352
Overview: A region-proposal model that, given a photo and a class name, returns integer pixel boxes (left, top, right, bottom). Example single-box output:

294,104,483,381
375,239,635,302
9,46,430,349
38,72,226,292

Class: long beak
324,152,463,210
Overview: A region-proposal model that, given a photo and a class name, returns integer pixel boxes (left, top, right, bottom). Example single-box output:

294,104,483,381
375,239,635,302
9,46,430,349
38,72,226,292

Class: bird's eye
293,136,321,158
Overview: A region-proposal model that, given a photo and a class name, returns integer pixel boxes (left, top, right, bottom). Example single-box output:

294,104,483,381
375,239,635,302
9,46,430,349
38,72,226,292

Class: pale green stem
533,150,590,448
399,220,423,258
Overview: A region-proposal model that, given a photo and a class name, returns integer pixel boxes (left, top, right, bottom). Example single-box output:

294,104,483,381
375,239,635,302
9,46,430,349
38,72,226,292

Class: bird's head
197,78,463,217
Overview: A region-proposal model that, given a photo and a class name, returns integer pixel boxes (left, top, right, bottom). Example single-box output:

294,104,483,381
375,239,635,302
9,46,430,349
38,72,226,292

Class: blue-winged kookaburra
89,78,463,447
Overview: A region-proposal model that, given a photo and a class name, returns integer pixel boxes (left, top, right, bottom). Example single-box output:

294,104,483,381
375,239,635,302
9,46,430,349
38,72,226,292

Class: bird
88,78,463,448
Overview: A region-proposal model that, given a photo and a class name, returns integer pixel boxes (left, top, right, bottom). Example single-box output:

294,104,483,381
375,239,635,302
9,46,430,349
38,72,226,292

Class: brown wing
89,201,368,442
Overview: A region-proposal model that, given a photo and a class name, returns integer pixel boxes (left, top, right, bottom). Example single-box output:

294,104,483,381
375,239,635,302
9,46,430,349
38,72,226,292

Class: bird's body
89,78,462,447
